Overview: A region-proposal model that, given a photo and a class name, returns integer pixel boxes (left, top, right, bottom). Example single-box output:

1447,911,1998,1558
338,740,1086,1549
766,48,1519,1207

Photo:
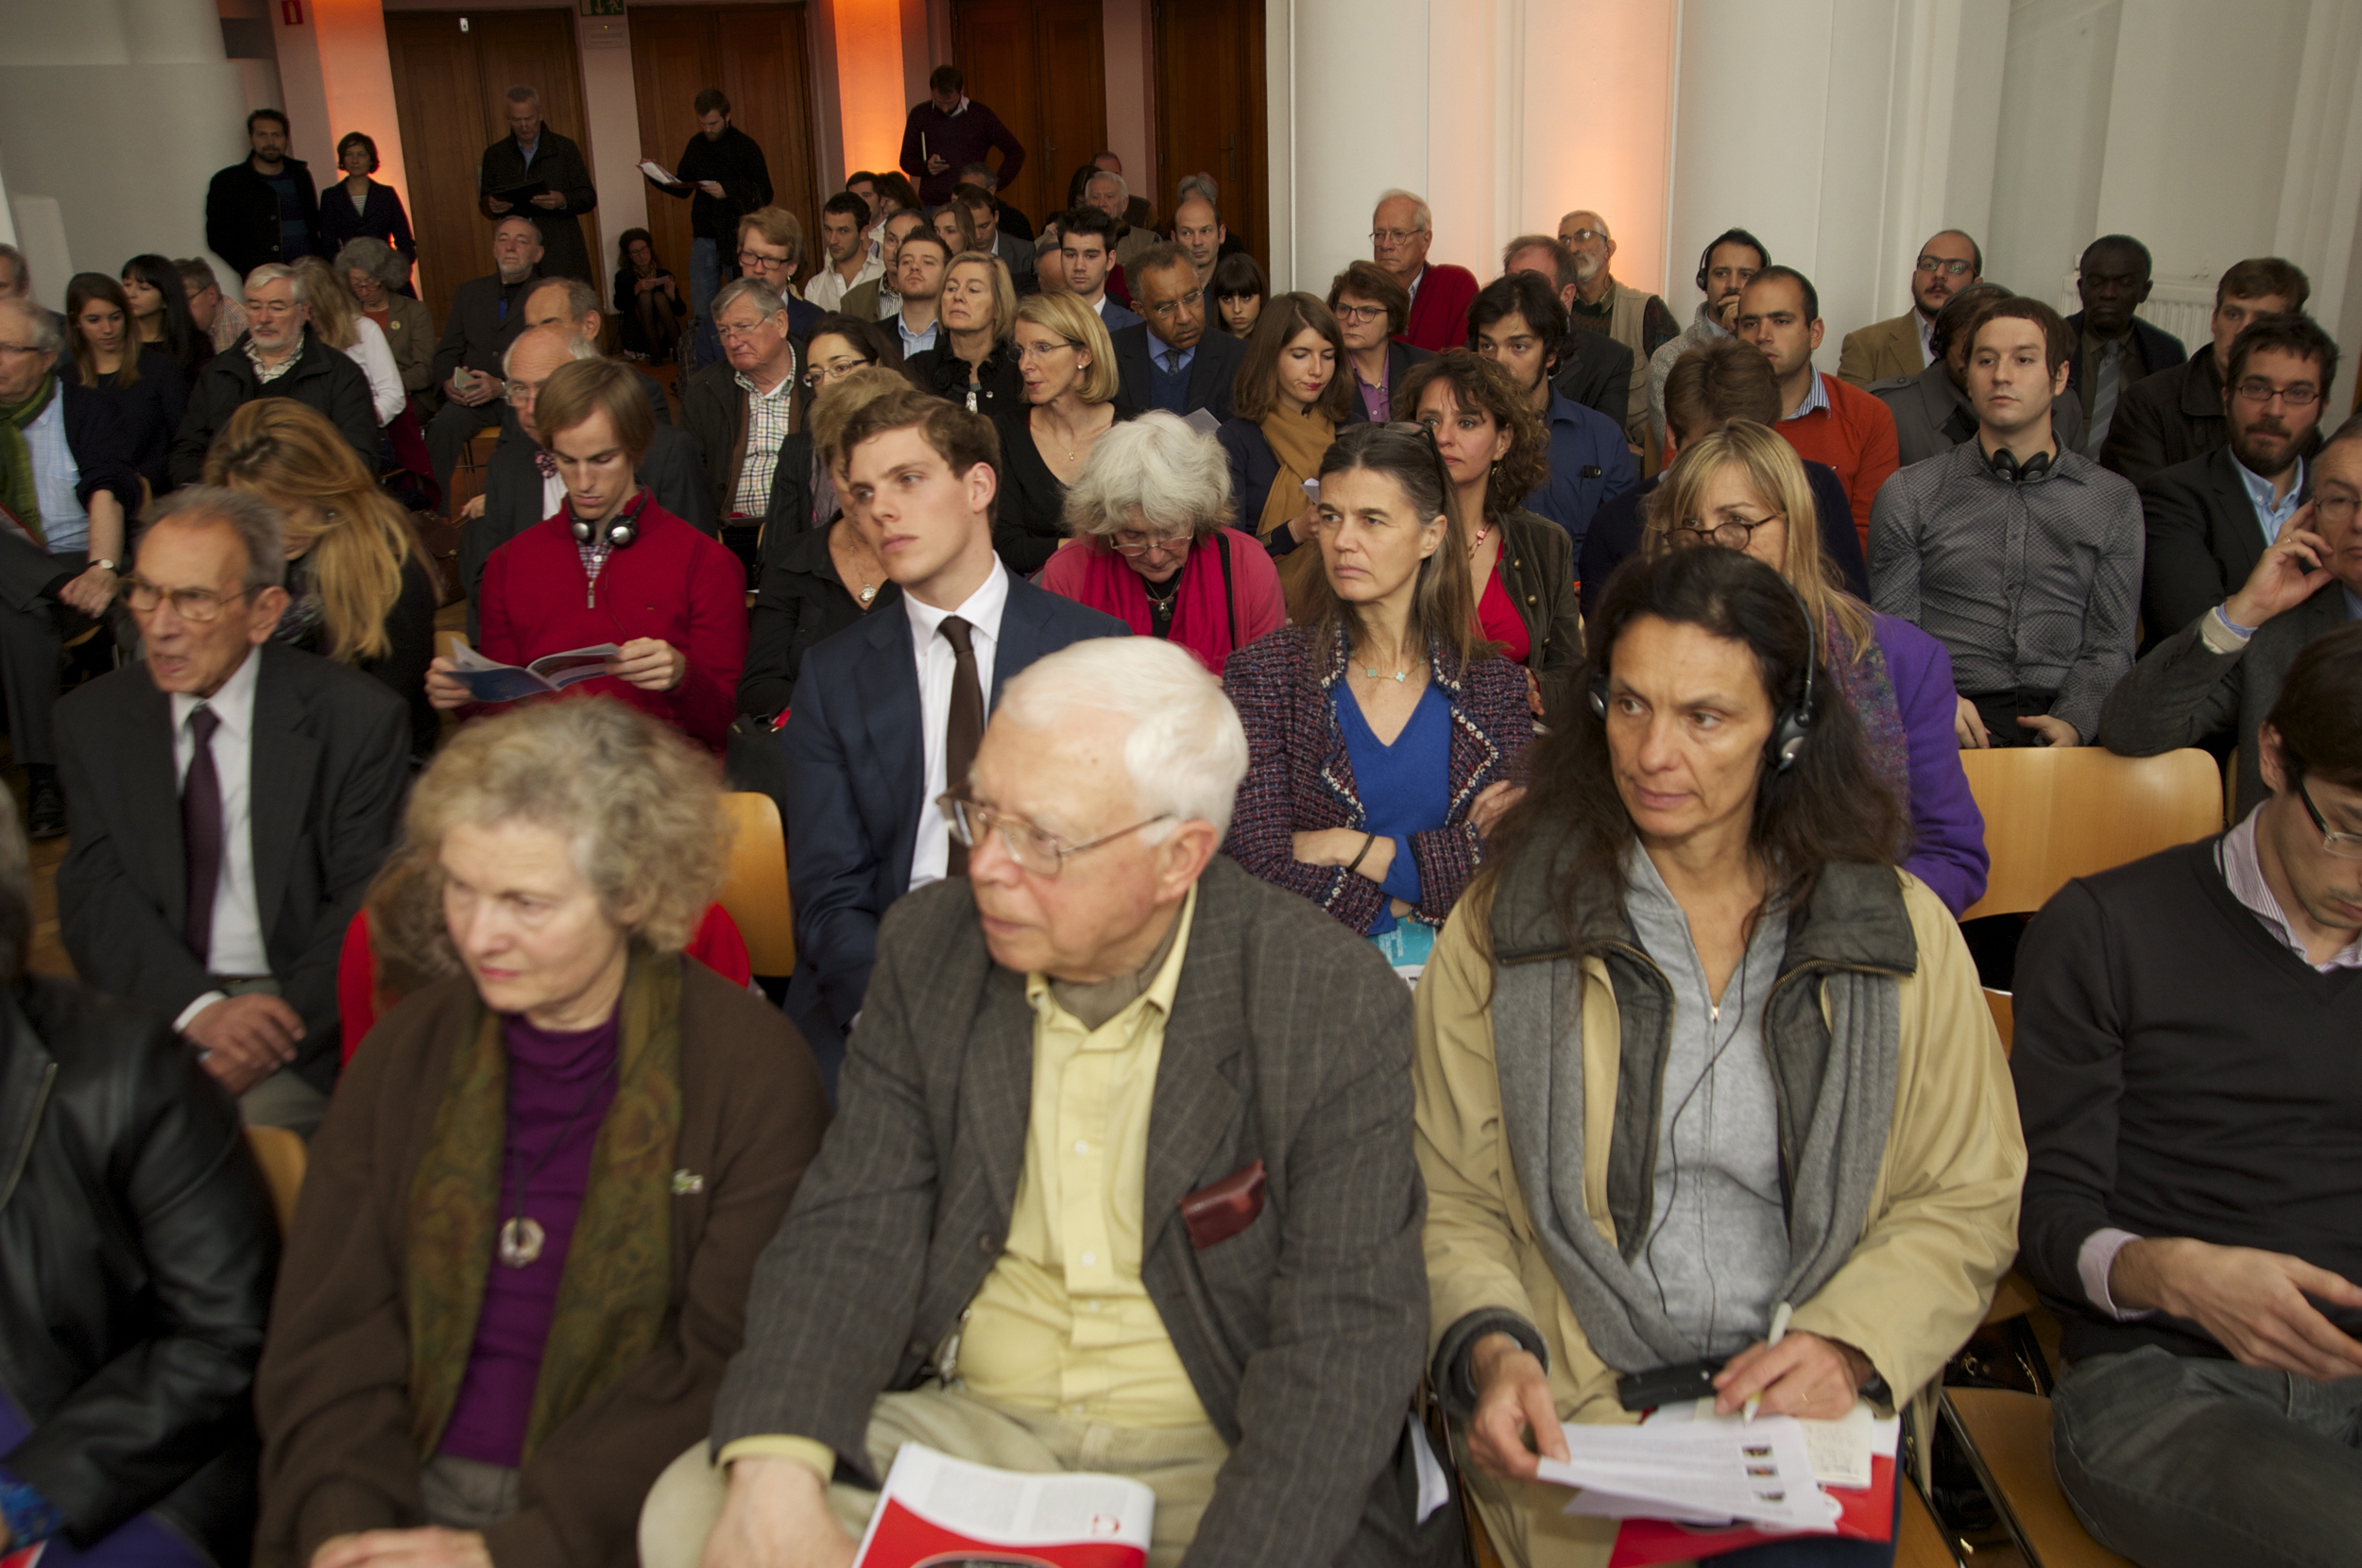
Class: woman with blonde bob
256,698,829,1568
1641,421,1986,915
991,287,1131,573
904,250,1020,418
204,397,443,757
1035,410,1287,672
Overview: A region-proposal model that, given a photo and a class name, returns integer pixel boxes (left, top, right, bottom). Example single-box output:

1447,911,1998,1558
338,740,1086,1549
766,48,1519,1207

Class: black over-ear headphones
568,486,651,550
1587,569,1820,774
1987,446,2053,485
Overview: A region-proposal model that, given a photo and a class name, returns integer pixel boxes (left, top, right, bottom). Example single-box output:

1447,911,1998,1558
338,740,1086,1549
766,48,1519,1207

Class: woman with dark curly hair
1398,349,1583,723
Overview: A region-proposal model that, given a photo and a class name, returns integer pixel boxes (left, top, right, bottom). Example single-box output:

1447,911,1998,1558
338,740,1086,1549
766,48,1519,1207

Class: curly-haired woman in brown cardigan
1220,421,1534,969
254,699,829,1568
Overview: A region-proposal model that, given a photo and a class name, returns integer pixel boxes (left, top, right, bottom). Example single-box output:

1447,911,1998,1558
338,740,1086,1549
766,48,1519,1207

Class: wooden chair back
245,1126,307,1236
1960,748,2225,921
718,792,796,976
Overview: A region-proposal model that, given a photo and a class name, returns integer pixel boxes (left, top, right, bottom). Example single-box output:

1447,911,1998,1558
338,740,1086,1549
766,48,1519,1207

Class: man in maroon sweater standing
899,65,1026,209
2011,623,2362,1567
1373,188,1479,353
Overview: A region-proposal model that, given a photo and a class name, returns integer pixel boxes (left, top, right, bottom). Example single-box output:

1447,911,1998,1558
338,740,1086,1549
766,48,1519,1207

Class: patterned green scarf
404,946,684,1462
0,372,57,547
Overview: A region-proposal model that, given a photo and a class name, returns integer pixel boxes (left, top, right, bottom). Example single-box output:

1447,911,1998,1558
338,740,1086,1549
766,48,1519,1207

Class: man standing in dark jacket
899,65,1026,207
478,84,598,284
0,786,280,1568
167,264,375,487
203,109,322,281
651,87,774,325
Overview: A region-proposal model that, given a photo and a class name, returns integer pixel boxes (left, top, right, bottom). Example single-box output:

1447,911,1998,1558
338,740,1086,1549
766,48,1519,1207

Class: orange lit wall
834,0,910,180
269,0,410,218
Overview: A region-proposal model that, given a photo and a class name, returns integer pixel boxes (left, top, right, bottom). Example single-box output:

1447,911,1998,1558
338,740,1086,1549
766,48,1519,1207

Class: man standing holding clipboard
479,84,598,284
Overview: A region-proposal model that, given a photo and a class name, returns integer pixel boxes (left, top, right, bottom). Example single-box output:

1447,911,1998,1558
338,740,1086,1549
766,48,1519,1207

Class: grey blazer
2097,586,2353,817
713,856,1448,1566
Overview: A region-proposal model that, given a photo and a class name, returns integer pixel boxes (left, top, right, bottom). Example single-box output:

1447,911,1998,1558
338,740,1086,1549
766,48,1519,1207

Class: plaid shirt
732,364,797,516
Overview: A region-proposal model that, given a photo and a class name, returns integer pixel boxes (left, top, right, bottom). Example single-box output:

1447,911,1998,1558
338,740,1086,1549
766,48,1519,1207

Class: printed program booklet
444,642,620,704
850,1442,1154,1568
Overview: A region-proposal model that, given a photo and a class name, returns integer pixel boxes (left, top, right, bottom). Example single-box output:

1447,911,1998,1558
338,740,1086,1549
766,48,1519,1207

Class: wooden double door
949,0,1106,233
628,6,821,303
386,9,590,328
1154,0,1265,265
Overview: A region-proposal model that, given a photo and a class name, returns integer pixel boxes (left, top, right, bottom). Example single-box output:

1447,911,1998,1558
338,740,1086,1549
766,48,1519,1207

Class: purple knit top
436,1006,621,1468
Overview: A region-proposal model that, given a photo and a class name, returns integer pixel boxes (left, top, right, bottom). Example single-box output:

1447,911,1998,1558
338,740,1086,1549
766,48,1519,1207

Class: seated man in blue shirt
1468,270,1634,554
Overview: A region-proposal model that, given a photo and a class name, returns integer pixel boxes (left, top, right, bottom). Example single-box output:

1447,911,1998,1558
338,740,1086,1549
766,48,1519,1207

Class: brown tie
940,615,984,877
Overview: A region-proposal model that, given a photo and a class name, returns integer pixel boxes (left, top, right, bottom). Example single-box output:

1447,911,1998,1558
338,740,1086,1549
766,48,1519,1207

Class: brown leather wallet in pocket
1180,1160,1266,1250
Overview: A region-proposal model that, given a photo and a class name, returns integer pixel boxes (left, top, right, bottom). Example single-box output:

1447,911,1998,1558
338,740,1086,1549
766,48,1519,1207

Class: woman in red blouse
1397,349,1583,725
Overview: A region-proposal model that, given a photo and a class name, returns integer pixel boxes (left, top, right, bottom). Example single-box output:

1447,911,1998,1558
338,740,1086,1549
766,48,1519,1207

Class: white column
1272,0,1429,297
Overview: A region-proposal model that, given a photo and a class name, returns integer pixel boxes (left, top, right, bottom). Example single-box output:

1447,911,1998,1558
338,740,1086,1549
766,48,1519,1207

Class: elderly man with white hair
1374,187,1479,353
643,635,1447,1568
168,262,374,487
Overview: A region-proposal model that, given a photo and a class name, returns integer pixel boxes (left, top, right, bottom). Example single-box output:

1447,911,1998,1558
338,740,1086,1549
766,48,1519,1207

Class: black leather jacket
0,977,279,1561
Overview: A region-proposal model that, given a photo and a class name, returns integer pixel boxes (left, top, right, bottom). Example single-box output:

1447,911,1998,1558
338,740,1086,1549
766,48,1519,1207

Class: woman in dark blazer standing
1222,422,1532,970
317,132,417,289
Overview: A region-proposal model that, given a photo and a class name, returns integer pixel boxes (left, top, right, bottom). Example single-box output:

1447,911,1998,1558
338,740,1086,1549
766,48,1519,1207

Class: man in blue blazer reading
780,385,1125,1089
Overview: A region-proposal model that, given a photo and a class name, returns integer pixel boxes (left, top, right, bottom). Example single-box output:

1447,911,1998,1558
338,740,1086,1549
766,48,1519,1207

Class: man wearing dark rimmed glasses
1837,229,1981,388
2014,621,2362,1568
54,487,408,1135
652,637,1438,1568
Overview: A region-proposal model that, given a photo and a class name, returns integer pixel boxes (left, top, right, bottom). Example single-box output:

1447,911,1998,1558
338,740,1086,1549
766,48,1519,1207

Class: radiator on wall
2056,272,2215,353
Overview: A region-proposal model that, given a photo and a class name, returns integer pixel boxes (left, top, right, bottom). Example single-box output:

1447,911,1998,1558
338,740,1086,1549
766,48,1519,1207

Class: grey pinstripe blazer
712,856,1449,1565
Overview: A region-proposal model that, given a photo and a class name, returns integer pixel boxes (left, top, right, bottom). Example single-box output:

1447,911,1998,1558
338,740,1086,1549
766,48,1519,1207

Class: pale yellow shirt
720,886,1211,1480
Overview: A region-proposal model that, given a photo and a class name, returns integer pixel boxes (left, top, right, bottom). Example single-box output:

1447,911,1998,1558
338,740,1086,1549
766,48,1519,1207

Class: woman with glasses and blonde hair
1643,419,1987,913
290,255,404,427
904,251,1019,417
1222,422,1532,968
992,288,1133,573
204,398,442,758
1036,410,1286,672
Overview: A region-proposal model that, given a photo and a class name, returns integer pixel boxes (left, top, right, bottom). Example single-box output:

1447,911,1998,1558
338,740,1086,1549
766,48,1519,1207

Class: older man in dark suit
1111,245,1243,420
642,635,1445,1568
56,488,410,1135
2104,409,2362,818
770,388,1125,1090
424,215,544,498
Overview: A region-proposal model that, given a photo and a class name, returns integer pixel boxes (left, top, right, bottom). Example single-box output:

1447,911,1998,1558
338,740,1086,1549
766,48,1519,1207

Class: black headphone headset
1588,569,1820,774
567,486,651,551
1986,446,2053,485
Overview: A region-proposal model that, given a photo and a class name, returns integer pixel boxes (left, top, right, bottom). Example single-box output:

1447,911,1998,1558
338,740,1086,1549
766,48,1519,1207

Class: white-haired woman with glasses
1035,411,1287,673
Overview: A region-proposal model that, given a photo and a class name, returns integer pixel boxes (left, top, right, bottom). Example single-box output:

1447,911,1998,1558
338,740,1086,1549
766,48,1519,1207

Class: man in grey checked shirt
1871,295,2144,749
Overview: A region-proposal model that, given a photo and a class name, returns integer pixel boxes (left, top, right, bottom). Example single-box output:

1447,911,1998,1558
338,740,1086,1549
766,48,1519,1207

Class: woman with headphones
426,356,746,750
1411,544,2025,1568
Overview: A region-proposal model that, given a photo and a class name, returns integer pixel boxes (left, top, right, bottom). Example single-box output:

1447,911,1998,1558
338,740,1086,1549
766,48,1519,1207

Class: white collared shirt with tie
169,646,268,1030
903,563,1009,890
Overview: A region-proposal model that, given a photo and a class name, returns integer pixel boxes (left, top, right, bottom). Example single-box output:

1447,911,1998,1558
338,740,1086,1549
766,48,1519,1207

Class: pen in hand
1744,1301,1794,1425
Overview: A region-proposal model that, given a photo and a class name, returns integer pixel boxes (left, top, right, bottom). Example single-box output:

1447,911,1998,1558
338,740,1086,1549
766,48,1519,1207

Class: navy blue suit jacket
780,574,1128,1088
1112,323,1243,420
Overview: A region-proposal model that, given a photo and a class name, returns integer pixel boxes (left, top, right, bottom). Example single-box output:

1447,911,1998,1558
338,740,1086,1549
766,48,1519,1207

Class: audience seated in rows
2067,233,2187,459
648,636,1446,1568
519,274,674,430
1035,410,1285,671
255,698,828,1568
1469,270,1636,554
1331,259,1430,426
1223,422,1532,970
2134,312,2332,642
58,487,411,1135
290,255,404,429
993,289,1133,574
1735,265,1898,559
779,385,1122,1091
1642,421,1987,914
684,208,825,374
1871,282,2078,466
431,356,745,751
1417,545,2024,1568
1837,228,1982,387
63,271,187,498
684,278,810,583
1113,242,1242,419
2102,409,2362,816
2098,256,2308,486
1873,297,2143,749
202,398,442,759
2016,622,2362,1566
170,263,376,488
426,216,544,495
1501,234,1635,435
1647,228,1768,442
1219,290,1346,548
0,784,280,1567
1397,349,1583,722
0,294,138,840
1583,337,1866,614
904,250,1021,416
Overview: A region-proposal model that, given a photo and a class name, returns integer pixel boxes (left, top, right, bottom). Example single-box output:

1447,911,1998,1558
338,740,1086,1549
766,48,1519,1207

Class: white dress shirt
170,648,268,1030
904,563,1009,890
345,315,406,425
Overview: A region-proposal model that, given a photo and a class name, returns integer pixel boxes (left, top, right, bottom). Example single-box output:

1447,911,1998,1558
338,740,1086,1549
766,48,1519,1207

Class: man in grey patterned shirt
1871,296,2144,748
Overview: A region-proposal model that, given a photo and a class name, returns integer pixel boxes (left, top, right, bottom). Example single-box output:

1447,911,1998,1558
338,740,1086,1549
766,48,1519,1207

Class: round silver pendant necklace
497,1053,617,1270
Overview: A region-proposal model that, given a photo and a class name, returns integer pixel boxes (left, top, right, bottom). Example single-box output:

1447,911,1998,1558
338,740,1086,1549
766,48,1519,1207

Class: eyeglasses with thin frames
121,580,253,622
2296,777,2362,861
1915,257,1975,277
1670,512,1785,552
936,791,1172,877
2234,379,2320,408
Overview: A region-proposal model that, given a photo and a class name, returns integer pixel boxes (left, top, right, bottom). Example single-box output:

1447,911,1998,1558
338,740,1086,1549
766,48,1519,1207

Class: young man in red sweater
426,354,745,749
1737,265,1900,560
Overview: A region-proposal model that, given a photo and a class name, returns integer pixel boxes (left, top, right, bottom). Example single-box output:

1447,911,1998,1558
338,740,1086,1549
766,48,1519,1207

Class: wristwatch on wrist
91,558,115,572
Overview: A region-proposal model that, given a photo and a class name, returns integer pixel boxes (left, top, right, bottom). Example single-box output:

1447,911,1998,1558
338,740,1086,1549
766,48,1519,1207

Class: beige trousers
641,1385,1229,1568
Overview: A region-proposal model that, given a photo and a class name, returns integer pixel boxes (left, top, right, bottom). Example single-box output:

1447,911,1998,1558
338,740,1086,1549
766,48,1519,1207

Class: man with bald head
1171,187,1226,283
2068,233,2187,459
456,325,712,628
1556,209,1677,441
1375,188,1479,352
1839,229,1982,387
520,274,673,428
